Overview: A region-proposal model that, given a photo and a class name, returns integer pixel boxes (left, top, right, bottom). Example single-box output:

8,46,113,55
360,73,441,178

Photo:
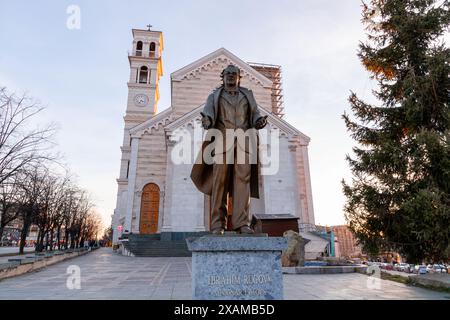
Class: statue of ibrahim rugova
190,64,268,235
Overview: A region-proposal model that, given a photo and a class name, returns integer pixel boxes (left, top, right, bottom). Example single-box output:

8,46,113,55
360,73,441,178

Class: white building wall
131,125,168,232
293,139,315,230
263,133,299,217
163,123,205,232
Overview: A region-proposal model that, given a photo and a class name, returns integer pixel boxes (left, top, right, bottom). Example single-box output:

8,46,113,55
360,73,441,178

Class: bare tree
71,192,94,248
81,211,102,245
61,186,77,249
0,172,23,244
45,174,72,250
0,87,56,186
101,227,112,247
50,175,72,250
34,170,60,252
8,167,103,253
17,166,47,254
0,87,104,254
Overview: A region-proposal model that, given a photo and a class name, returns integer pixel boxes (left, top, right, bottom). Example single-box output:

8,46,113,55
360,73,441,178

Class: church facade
112,28,315,245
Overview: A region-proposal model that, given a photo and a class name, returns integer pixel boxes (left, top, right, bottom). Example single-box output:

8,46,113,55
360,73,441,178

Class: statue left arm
245,89,267,129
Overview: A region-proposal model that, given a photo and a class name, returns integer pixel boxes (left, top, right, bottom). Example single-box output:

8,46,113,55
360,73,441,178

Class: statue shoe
211,228,225,235
238,226,254,234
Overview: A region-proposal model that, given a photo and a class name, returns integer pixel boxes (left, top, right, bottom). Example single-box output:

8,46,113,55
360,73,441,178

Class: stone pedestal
186,234,287,300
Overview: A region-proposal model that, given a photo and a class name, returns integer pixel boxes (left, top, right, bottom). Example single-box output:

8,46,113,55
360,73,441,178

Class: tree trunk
19,227,27,254
64,229,69,249
50,229,54,251
19,216,32,255
0,225,4,246
37,230,44,252
70,232,75,249
45,232,49,251
41,231,45,251
57,226,61,250
36,230,40,244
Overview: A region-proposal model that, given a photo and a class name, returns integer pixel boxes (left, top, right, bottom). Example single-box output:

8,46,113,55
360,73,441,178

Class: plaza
0,248,447,300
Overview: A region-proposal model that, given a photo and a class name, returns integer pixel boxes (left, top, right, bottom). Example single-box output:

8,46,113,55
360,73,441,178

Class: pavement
0,248,448,300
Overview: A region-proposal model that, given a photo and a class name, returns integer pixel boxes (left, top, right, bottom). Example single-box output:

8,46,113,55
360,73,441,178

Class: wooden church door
140,183,160,234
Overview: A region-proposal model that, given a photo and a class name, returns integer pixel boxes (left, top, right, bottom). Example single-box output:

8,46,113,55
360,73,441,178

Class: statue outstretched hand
200,112,212,129
255,115,268,129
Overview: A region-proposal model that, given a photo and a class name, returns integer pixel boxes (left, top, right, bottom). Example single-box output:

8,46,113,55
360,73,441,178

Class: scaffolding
248,62,284,118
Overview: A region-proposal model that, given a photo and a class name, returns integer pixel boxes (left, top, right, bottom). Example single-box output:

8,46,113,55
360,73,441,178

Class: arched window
136,41,143,56
138,66,149,84
149,42,156,57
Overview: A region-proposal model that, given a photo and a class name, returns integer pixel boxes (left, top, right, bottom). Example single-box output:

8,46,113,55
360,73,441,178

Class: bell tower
125,26,164,122
113,27,164,240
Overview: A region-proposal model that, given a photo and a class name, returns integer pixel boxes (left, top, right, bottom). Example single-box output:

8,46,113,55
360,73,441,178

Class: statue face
223,70,239,88
221,65,241,90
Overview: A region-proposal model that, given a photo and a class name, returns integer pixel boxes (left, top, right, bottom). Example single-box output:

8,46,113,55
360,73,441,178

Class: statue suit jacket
190,85,264,198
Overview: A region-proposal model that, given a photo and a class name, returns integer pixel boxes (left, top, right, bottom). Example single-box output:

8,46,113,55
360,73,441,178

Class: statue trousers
211,145,251,230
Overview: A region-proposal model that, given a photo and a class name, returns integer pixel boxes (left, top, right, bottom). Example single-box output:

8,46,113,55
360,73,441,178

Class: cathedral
112,28,315,247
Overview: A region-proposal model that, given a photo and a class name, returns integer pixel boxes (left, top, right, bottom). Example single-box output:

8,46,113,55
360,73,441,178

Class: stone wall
0,248,95,281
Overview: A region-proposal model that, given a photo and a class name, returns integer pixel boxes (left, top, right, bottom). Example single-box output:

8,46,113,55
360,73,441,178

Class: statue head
221,64,241,91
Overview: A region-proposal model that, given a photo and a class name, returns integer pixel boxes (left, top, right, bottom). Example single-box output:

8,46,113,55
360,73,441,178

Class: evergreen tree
343,0,450,263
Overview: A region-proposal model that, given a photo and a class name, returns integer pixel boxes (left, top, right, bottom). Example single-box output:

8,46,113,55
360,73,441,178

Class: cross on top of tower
147,24,152,31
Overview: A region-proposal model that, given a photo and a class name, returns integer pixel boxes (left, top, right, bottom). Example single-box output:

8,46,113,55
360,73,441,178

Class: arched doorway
139,183,160,234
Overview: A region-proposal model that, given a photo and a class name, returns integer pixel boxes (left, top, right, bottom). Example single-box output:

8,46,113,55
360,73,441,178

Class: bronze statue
191,65,268,235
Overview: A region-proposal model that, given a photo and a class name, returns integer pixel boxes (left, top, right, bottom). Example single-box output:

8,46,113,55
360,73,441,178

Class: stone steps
128,234,161,241
123,232,209,257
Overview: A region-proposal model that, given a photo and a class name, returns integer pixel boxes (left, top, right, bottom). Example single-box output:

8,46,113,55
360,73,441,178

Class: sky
0,0,381,228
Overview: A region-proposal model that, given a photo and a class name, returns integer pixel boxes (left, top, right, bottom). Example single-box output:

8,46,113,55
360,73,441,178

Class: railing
128,50,158,58
299,223,317,232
